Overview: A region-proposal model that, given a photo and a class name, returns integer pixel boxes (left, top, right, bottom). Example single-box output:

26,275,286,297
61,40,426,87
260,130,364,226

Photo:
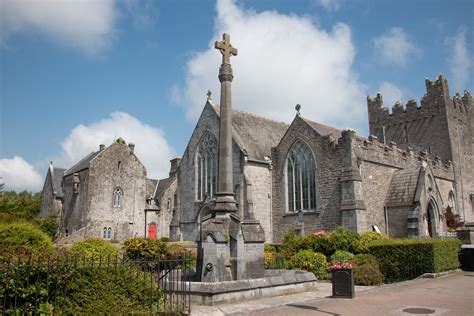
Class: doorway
148,223,157,239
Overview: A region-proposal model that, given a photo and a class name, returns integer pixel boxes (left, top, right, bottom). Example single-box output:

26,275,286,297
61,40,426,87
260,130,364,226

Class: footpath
191,271,474,316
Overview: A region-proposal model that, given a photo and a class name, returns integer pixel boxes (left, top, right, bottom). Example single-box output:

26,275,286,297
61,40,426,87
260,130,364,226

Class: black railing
0,255,191,315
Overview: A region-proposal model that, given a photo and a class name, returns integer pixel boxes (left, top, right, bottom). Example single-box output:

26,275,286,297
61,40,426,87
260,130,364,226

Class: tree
445,206,464,230
0,177,4,196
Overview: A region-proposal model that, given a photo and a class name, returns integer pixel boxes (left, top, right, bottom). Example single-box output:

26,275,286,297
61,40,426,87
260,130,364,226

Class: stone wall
62,168,90,237
243,162,272,241
154,178,177,238
39,168,55,218
359,161,397,233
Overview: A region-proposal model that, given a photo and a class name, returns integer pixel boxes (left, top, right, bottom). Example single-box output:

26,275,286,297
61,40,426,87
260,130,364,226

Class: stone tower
367,75,473,222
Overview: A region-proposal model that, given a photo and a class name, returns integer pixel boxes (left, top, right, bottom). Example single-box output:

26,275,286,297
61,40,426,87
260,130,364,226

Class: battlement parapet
356,136,453,175
368,75,471,130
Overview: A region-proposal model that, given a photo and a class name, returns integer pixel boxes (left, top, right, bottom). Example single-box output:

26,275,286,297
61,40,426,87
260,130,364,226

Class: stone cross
207,90,212,100
215,33,238,65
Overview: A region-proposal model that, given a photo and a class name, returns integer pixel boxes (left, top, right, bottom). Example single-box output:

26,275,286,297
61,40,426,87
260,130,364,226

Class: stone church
41,76,473,244
170,75,473,243
40,138,178,242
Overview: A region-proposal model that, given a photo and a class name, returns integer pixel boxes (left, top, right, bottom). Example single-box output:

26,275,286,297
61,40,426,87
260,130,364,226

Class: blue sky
0,0,472,192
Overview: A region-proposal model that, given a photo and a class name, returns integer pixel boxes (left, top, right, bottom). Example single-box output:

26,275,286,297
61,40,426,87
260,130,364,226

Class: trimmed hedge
351,254,383,286
368,238,461,283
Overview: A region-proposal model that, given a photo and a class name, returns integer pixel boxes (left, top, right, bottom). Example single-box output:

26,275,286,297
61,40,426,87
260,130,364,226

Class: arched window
113,188,123,207
286,140,317,212
103,227,112,240
196,132,218,201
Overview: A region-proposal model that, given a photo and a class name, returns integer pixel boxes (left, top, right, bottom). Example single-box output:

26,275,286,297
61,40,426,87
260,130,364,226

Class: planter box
332,269,355,298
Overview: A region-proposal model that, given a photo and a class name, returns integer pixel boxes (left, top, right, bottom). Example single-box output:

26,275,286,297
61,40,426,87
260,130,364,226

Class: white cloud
378,81,404,109
447,28,471,92
174,0,367,133
55,112,176,180
373,27,421,66
314,0,341,12
0,0,118,55
0,156,43,192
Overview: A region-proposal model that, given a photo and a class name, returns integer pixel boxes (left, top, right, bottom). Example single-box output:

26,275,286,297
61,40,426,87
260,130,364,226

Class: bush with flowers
289,250,328,279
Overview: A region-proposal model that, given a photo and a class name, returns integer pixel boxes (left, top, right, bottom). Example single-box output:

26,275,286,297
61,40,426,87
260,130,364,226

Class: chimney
99,144,105,151
169,157,181,178
128,143,135,153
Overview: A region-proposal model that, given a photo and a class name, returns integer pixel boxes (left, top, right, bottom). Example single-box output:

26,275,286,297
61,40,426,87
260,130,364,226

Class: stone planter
331,269,355,298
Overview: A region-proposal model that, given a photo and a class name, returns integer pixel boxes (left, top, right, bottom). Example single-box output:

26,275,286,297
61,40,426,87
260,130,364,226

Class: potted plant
328,261,355,298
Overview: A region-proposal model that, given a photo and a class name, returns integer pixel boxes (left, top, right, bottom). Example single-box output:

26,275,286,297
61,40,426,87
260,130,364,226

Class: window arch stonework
286,140,317,212
196,132,218,201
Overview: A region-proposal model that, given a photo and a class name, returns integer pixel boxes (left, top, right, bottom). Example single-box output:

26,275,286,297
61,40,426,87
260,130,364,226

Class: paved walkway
191,271,474,316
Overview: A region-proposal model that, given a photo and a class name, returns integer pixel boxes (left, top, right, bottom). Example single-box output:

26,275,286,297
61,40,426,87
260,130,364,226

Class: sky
0,0,472,192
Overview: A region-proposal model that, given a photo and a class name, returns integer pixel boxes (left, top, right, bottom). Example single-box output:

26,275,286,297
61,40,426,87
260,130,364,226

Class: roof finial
295,104,301,116
207,89,212,100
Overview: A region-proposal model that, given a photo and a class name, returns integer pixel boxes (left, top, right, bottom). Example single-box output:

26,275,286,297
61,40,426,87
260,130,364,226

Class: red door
148,223,157,239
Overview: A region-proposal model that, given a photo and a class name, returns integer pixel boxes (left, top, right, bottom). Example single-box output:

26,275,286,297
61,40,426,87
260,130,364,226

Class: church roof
64,151,101,176
155,177,175,200
146,178,158,199
301,117,343,138
385,167,421,207
51,167,66,198
212,105,289,161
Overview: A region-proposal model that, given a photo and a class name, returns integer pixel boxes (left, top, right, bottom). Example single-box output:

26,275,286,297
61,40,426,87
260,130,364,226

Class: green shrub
354,231,388,254
71,238,119,260
327,226,359,254
368,238,461,283
0,222,54,256
38,215,60,240
351,254,383,286
0,254,164,314
329,250,354,263
289,250,327,279
123,237,170,259
265,250,288,269
354,264,383,286
160,236,170,242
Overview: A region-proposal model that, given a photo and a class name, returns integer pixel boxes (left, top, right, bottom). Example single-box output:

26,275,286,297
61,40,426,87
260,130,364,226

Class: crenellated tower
367,75,473,222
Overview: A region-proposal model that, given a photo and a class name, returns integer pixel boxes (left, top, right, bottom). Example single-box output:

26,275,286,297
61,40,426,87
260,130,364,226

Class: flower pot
331,269,355,298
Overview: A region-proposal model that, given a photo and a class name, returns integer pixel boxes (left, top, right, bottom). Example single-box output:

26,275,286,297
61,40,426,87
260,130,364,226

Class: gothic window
196,132,218,201
103,227,112,240
286,140,317,212
113,188,123,207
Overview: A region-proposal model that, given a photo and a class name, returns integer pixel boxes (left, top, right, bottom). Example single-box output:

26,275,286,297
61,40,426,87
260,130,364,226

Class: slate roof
212,105,289,161
146,178,158,199
385,167,421,207
52,167,66,198
301,117,343,138
155,177,175,200
64,151,101,176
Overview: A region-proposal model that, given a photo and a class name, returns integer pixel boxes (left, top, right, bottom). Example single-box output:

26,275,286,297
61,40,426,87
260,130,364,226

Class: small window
103,227,112,240
167,198,171,211
118,161,122,170
113,188,123,207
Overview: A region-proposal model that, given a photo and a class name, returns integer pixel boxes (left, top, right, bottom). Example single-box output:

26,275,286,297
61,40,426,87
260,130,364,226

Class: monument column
214,33,238,216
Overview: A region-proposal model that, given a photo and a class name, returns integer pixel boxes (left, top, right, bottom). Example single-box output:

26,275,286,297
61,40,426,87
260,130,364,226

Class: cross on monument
215,33,238,64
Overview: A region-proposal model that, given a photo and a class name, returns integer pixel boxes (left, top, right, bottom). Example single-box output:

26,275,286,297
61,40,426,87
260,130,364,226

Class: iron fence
0,255,191,315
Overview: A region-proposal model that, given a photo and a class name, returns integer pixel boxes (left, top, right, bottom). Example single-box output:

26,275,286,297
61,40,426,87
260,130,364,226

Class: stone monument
196,33,265,282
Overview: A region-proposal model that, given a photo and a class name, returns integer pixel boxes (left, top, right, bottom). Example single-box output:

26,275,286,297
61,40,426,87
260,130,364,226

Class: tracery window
196,132,218,201
286,140,317,212
113,188,123,207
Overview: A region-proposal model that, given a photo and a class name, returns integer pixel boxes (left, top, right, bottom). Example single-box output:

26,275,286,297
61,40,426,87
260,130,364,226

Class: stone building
40,138,177,243
172,75,472,243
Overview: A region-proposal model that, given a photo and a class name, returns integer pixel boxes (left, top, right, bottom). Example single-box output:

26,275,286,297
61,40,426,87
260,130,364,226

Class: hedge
368,238,460,283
